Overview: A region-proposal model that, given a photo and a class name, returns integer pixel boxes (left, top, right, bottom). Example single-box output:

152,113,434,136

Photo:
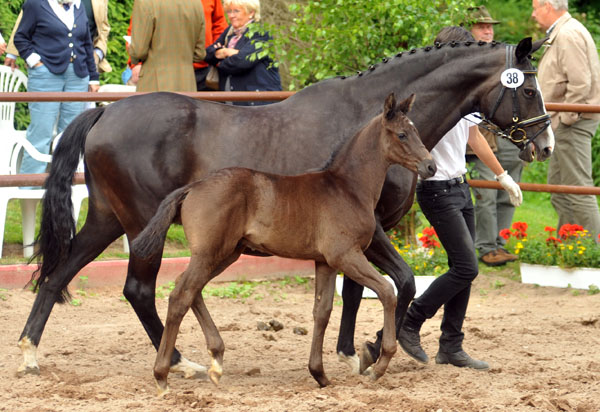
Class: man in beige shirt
532,0,600,241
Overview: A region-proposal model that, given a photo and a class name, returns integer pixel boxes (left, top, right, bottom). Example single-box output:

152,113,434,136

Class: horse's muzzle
417,158,437,179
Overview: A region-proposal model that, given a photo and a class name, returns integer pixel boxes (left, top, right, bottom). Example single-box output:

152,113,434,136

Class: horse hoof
369,368,382,381
18,337,40,377
155,380,170,397
16,364,40,377
208,369,222,386
337,351,360,375
359,341,377,375
208,358,223,386
170,356,208,380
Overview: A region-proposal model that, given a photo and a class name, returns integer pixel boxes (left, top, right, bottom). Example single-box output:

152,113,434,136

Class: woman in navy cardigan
204,0,281,106
14,0,99,180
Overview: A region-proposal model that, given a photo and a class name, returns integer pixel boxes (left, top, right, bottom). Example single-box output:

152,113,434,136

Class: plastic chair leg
123,234,130,254
20,199,39,258
0,199,8,258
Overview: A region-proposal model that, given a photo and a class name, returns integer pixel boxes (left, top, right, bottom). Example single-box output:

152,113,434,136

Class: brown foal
132,93,436,394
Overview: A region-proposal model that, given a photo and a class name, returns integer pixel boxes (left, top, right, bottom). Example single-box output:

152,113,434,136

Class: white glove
495,170,522,207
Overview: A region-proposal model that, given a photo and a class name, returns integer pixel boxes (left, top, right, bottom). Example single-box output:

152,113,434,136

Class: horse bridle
474,44,551,149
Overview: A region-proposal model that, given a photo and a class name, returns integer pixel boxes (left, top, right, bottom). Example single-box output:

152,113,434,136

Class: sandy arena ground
0,269,599,412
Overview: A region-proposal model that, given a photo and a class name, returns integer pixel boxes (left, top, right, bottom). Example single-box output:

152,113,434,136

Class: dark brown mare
19,38,553,378
131,94,434,392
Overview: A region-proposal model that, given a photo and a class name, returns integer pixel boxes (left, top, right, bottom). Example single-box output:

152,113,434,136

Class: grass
0,185,587,265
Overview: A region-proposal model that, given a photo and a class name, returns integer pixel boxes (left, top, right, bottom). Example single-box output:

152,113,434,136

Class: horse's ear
397,93,416,114
384,93,397,120
531,37,548,54
515,37,533,62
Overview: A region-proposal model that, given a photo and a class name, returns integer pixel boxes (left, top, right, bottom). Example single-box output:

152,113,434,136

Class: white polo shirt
425,114,481,181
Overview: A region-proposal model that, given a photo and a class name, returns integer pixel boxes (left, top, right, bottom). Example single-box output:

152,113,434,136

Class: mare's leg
308,262,337,387
333,249,397,380
359,224,416,372
336,275,363,373
18,205,123,376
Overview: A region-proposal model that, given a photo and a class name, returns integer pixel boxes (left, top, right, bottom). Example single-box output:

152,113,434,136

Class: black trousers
404,179,478,352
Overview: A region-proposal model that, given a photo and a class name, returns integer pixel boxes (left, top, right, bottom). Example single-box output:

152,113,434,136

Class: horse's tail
32,107,106,302
131,184,193,259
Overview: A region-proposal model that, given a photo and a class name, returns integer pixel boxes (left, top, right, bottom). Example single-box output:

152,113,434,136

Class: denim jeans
20,63,88,176
404,181,478,352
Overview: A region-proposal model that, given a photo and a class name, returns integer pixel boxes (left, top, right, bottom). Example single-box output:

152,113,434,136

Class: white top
425,114,481,181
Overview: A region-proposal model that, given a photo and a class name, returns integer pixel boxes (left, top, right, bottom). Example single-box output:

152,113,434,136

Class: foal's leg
154,257,209,395
334,250,397,380
18,206,123,376
123,253,205,379
189,250,243,385
308,262,337,387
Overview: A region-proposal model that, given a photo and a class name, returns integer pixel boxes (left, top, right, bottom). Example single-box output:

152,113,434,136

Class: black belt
417,174,466,188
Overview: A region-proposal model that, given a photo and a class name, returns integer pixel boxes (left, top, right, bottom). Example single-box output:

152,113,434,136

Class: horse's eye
397,133,407,140
524,88,536,97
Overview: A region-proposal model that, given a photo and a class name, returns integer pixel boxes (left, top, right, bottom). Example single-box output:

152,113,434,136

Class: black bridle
474,45,551,149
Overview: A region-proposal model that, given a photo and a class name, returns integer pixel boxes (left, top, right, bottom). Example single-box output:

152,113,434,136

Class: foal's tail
131,184,193,259
32,107,106,302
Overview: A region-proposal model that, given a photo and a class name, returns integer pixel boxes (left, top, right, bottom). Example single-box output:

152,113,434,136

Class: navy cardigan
205,25,281,105
14,0,99,81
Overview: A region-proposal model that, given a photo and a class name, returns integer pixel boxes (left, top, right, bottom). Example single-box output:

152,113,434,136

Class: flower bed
501,222,600,269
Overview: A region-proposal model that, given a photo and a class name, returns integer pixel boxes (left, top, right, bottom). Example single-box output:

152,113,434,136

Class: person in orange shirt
125,0,227,91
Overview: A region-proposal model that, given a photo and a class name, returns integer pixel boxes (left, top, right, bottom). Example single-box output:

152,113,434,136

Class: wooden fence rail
1,91,599,195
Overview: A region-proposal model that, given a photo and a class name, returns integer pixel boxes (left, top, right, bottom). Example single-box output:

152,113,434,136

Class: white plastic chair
0,66,88,258
97,84,136,253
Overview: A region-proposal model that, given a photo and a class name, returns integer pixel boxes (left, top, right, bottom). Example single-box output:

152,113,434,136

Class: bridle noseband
474,45,551,149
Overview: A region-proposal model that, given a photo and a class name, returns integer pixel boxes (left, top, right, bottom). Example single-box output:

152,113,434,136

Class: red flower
499,228,512,240
558,223,585,239
544,226,556,233
419,226,441,249
545,236,561,245
511,221,528,239
422,226,437,237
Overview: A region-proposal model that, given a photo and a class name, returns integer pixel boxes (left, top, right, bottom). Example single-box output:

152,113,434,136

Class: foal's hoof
359,341,377,375
155,380,170,397
337,351,360,375
369,368,383,381
170,356,208,380
208,359,223,386
16,364,40,377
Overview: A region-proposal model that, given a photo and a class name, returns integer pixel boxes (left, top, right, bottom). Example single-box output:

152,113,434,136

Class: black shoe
435,350,489,370
398,326,429,364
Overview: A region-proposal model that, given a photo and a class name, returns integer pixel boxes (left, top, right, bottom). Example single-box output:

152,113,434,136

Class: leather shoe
496,248,518,262
435,350,489,370
479,250,509,266
398,326,429,363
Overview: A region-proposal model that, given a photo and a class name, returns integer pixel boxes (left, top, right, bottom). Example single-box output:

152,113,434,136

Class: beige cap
467,5,500,25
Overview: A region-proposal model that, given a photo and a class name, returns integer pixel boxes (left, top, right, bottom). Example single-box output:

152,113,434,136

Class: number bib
500,68,525,89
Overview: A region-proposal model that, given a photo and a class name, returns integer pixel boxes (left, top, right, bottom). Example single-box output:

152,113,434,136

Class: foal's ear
384,93,397,120
515,37,533,62
397,93,416,115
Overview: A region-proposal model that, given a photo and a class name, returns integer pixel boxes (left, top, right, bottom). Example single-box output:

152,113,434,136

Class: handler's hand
4,56,17,70
495,170,522,207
